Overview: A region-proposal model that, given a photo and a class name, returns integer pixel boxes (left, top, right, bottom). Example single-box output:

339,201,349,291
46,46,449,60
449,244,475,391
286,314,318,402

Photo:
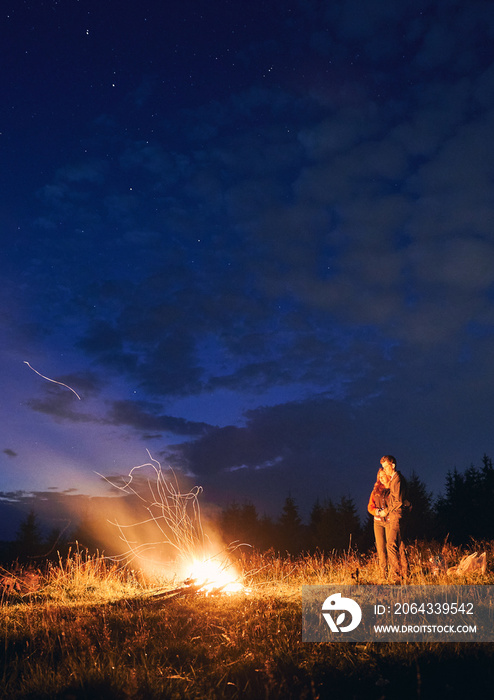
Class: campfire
99,453,247,598
185,557,244,594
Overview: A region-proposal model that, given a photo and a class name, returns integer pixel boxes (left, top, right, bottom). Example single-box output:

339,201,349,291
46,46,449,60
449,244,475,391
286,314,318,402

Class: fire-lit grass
239,539,494,591
42,549,144,604
2,545,494,698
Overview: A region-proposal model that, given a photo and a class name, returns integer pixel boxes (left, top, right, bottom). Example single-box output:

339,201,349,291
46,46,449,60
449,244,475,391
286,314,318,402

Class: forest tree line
3,455,494,564
222,454,494,554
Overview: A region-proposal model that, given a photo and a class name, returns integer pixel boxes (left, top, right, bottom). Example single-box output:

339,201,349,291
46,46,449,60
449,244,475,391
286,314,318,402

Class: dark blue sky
2,0,494,539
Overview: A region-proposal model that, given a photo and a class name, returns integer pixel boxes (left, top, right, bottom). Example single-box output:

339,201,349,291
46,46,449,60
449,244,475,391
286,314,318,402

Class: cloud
298,110,380,159
174,395,360,478
27,71,494,404
9,0,493,473
3,449,17,458
0,488,132,549
107,399,210,436
411,237,494,292
25,382,212,437
24,370,105,422
26,394,99,423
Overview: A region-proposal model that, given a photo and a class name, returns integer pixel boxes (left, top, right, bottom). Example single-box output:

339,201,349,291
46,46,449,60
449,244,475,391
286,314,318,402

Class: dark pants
386,515,408,579
373,520,387,576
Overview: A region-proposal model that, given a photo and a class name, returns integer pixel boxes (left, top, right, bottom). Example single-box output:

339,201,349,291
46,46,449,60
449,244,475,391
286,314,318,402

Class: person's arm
387,473,404,514
367,491,379,517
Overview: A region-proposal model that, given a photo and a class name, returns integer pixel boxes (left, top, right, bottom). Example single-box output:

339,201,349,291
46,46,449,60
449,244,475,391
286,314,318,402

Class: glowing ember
186,558,244,594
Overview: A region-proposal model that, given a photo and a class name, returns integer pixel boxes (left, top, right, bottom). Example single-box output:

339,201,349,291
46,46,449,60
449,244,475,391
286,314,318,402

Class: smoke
90,454,232,581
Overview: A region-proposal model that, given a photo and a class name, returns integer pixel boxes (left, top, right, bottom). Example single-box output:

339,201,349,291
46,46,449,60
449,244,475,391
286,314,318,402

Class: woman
367,467,390,580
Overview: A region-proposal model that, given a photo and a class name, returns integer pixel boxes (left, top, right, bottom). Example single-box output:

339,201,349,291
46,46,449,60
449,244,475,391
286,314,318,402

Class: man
380,455,407,583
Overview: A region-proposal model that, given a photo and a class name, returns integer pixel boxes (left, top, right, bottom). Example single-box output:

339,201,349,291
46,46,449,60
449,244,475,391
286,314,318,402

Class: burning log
117,581,203,607
106,576,239,610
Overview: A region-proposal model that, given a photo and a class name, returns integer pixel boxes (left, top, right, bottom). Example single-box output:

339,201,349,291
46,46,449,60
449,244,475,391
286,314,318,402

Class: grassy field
1,543,494,699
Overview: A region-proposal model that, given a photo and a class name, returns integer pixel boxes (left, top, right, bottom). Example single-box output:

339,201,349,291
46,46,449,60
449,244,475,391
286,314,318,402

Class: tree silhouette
308,498,324,552
44,526,71,561
403,472,435,541
14,510,43,562
220,502,261,548
277,495,304,555
333,496,361,551
435,454,494,543
256,513,277,552
314,499,339,551
308,497,362,552
220,501,243,542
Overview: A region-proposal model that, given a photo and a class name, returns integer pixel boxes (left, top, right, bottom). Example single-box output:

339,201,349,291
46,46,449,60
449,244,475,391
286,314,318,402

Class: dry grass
1,543,494,699
239,539,494,592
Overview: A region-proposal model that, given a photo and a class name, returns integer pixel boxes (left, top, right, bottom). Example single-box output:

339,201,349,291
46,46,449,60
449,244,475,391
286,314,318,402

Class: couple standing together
368,455,408,583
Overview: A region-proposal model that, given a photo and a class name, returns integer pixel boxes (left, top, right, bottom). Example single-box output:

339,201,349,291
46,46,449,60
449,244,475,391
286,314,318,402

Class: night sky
2,0,494,540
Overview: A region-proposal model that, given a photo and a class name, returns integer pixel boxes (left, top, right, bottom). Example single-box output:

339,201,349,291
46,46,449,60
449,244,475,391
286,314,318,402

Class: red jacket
367,483,388,522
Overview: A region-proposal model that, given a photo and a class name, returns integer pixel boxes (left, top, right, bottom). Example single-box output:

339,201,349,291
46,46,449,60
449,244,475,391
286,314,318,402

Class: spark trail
23,361,82,400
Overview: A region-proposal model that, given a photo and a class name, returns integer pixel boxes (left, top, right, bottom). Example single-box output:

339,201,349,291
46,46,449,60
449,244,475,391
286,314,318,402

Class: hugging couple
368,455,408,584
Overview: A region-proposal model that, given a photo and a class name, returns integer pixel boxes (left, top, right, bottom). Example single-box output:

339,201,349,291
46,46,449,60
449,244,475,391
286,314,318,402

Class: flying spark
23,361,82,400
